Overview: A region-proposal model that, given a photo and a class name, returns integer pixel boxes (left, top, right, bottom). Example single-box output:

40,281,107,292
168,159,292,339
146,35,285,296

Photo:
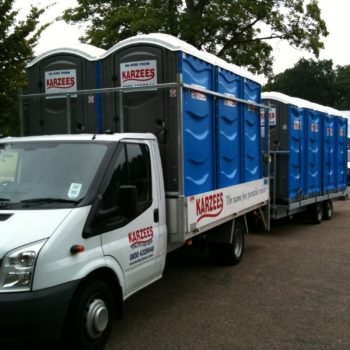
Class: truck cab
0,133,167,348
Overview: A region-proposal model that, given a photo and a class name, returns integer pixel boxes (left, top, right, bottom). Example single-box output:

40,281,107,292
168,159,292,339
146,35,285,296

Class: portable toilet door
215,67,242,189
288,104,304,202
26,45,105,135
181,52,215,196
303,108,322,197
336,116,348,190
100,37,181,193
322,114,336,193
100,42,169,134
263,96,289,203
242,78,262,182
261,92,298,203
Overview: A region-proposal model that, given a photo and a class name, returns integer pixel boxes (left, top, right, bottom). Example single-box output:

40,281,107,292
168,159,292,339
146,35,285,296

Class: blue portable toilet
262,92,347,202
242,76,262,182
288,101,306,201
181,52,215,195
335,114,348,190
214,57,262,189
322,108,337,193
302,104,323,197
100,33,263,196
215,66,242,188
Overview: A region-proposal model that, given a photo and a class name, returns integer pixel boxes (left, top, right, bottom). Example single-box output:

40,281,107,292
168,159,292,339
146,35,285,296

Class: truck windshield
0,141,108,209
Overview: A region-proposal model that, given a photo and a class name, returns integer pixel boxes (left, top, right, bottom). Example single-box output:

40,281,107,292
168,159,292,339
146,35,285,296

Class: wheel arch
206,216,246,245
207,217,245,266
68,267,124,322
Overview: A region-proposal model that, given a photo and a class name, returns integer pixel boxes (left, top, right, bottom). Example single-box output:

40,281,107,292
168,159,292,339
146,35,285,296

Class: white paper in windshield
68,183,82,199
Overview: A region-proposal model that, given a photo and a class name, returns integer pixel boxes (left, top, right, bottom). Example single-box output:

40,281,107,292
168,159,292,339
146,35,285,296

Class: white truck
4,33,348,349
0,133,269,349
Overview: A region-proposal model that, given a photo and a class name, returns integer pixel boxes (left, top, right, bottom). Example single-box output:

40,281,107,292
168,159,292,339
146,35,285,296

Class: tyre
310,203,323,224
322,200,333,220
209,221,244,265
231,221,244,264
65,279,114,350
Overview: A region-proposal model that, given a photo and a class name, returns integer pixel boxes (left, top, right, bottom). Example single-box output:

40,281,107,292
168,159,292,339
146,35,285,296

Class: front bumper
0,280,80,346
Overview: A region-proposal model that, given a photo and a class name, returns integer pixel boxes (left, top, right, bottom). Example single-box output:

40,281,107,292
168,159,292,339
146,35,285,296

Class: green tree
0,0,47,136
264,58,336,106
334,65,350,110
63,0,328,76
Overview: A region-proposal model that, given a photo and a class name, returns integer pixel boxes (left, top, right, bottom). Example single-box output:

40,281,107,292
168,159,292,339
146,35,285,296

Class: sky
13,0,350,76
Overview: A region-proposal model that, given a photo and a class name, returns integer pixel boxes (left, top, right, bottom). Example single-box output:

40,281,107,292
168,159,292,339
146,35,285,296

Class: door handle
154,208,159,223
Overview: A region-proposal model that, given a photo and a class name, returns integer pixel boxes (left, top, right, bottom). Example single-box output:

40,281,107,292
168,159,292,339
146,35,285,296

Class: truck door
100,141,162,295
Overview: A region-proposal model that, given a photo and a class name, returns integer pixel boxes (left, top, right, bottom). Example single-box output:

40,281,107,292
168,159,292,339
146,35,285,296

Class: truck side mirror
119,185,137,218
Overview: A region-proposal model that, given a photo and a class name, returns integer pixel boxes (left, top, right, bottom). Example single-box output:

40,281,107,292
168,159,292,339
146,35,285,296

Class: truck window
101,142,152,229
0,141,109,209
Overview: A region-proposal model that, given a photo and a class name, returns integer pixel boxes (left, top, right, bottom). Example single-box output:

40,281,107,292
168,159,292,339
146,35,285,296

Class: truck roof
0,133,157,143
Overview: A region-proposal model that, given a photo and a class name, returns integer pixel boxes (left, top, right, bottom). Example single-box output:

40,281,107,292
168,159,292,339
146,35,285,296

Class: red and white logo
46,77,75,89
196,192,224,223
311,123,319,133
120,60,157,87
294,120,301,130
45,70,77,94
128,226,154,248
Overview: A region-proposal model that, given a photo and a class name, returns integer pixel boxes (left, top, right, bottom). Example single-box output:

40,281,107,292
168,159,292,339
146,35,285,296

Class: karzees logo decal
128,226,155,266
44,70,77,95
120,60,157,87
128,226,154,248
122,68,155,83
46,77,75,89
196,192,224,223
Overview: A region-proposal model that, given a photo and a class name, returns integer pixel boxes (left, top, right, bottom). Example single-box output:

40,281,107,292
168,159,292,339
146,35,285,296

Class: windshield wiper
0,198,13,208
20,197,81,205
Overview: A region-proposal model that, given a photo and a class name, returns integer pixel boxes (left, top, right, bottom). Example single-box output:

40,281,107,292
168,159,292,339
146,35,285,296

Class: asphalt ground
106,199,350,350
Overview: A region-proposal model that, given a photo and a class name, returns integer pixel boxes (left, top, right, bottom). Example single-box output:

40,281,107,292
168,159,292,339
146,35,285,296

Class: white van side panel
33,206,106,290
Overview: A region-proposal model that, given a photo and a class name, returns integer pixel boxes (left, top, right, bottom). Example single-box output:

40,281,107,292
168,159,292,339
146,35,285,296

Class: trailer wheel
65,279,114,350
231,221,244,264
311,203,323,225
323,200,333,220
209,221,244,265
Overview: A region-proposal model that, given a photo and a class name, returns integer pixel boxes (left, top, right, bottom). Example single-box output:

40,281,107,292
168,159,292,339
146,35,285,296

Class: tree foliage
334,65,350,110
264,58,336,106
63,0,328,76
0,0,47,135
265,59,350,110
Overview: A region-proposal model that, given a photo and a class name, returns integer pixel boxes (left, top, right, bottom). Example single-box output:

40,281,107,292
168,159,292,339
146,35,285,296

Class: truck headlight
0,239,47,292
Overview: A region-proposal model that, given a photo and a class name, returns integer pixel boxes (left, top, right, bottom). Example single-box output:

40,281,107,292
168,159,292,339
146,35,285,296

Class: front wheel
65,279,114,350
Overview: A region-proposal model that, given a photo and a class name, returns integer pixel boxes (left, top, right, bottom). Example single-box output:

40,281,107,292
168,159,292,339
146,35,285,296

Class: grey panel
101,45,179,192
263,99,290,203
26,64,41,135
26,54,99,135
